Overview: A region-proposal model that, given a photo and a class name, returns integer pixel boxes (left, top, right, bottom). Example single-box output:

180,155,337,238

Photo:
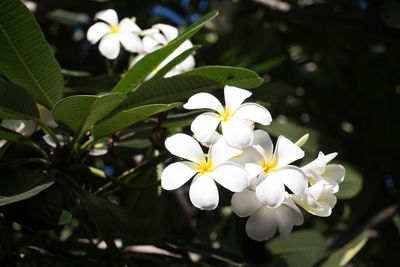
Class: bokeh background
2,0,400,266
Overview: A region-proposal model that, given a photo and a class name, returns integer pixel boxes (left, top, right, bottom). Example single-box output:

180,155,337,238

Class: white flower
87,9,142,59
1,119,36,137
0,139,6,148
292,152,346,217
232,189,303,241
183,86,272,148
234,130,307,208
161,133,248,210
37,104,57,128
130,23,195,78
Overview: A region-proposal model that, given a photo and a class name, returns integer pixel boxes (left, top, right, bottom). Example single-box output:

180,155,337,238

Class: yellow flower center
195,159,214,175
219,107,233,122
262,158,277,175
110,25,120,35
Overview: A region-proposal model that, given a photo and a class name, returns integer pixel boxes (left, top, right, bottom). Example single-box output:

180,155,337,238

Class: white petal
221,119,254,148
208,137,242,167
175,55,195,72
189,175,219,210
284,196,304,225
301,151,337,175
324,164,345,184
275,206,294,239
234,103,272,125
246,207,277,241
224,85,252,112
210,163,248,192
38,105,57,128
274,136,305,168
119,18,141,33
95,9,118,26
232,147,265,178
142,36,162,53
118,33,142,53
98,34,120,59
161,161,198,190
199,131,222,147
256,173,285,208
276,166,307,197
153,23,179,42
183,92,224,114
190,112,220,143
19,120,36,136
87,22,110,44
231,189,263,217
252,129,274,163
0,139,6,148
164,133,205,165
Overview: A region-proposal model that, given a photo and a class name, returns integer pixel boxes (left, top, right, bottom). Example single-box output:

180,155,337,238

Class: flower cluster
161,85,346,241
87,9,195,77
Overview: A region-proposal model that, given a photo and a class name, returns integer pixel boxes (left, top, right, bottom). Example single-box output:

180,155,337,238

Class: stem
80,137,95,152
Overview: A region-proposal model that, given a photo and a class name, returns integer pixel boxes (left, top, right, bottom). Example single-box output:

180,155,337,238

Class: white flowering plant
0,1,365,266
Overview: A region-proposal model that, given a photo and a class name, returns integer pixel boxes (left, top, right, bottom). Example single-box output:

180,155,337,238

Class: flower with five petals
87,9,142,59
183,86,272,148
161,133,248,210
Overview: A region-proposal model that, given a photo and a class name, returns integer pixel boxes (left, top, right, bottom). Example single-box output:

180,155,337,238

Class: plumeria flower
37,104,57,128
0,139,6,148
130,23,195,78
234,130,307,208
183,86,272,148
87,9,142,59
232,189,303,241
292,152,345,216
161,133,248,210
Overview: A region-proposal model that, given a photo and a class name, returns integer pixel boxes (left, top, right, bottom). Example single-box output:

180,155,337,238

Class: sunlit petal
301,151,337,175
277,166,307,197
211,163,248,192
87,22,110,44
209,137,242,167
191,112,220,143
252,129,274,163
274,136,304,168
161,161,198,190
275,205,294,239
189,175,219,210
246,207,277,241
95,9,118,25
234,103,272,125
119,18,141,33
183,92,224,114
324,164,345,184
221,119,254,148
165,133,205,165
224,85,252,112
119,33,142,53
256,173,285,208
231,189,263,217
98,34,120,59
153,23,179,42
142,36,162,53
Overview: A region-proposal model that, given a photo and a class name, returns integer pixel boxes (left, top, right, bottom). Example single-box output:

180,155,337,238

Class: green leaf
148,45,200,82
46,9,89,27
52,93,126,138
336,162,363,199
267,230,327,267
180,66,264,88
111,10,218,93
93,102,181,139
75,189,150,240
119,66,263,110
251,55,287,74
0,80,39,119
321,230,369,267
0,0,64,108
0,171,54,206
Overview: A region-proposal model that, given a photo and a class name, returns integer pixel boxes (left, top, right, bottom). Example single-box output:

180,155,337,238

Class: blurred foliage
0,0,399,266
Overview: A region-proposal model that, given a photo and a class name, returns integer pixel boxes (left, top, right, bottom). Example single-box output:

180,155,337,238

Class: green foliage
111,10,218,93
267,230,327,267
0,171,54,206
93,102,181,138
0,0,64,108
321,230,370,267
52,93,126,138
0,80,39,120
